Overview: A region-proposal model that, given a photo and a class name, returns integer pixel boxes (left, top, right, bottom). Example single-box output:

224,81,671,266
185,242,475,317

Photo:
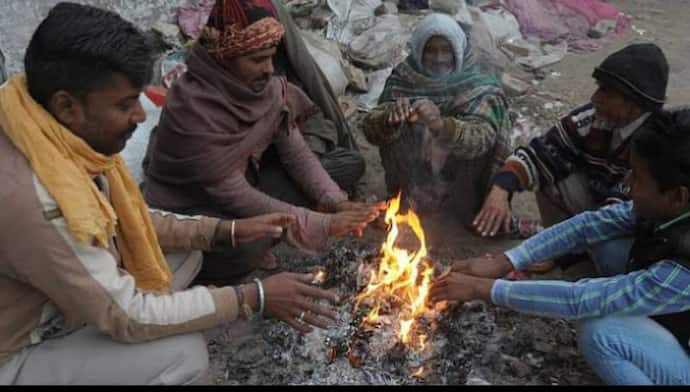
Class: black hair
633,108,690,192
24,2,154,107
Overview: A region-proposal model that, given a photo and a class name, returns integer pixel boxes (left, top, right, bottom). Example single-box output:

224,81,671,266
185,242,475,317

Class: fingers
264,213,296,227
299,298,338,322
473,207,488,230
292,273,316,284
484,211,501,237
450,261,470,273
299,284,341,305
373,201,388,211
429,281,448,303
285,315,313,334
302,312,334,330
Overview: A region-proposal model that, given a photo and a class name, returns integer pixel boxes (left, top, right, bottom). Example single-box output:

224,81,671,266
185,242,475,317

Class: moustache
253,74,271,84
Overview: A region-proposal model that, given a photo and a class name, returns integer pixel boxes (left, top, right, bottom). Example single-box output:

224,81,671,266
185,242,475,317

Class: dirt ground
205,0,690,385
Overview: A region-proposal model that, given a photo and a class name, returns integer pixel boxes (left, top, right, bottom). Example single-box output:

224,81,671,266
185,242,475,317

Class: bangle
233,285,252,321
253,278,265,318
231,220,236,248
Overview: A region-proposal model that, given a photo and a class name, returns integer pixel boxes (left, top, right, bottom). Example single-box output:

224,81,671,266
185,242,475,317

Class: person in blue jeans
431,108,690,385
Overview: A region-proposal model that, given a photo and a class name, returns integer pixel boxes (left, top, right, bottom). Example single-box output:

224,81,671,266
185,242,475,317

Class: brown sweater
0,130,240,366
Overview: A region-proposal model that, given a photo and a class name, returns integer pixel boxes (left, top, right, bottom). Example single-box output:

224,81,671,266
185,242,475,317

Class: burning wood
343,194,448,374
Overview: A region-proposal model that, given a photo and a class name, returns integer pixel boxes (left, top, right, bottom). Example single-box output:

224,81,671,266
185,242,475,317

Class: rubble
375,1,398,16
285,0,321,18
501,73,531,97
356,67,393,111
588,19,617,39
344,64,369,93
346,14,408,69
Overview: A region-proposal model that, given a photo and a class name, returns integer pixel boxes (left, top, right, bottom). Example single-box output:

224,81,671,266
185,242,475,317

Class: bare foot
256,251,279,271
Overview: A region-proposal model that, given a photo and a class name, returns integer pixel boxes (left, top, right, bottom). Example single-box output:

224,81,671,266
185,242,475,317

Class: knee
587,238,634,276
577,317,623,361
164,333,210,385
323,149,366,190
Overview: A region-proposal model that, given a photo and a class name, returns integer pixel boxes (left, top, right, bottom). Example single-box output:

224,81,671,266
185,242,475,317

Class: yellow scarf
0,76,172,291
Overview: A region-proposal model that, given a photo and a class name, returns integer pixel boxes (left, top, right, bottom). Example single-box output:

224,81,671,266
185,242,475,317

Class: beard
426,64,453,78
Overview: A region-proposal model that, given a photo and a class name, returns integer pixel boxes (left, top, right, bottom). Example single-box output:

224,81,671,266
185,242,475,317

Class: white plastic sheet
122,94,162,184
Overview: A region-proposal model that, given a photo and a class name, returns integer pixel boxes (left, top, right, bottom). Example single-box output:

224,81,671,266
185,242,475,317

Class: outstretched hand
230,213,296,244
473,185,512,237
263,273,341,334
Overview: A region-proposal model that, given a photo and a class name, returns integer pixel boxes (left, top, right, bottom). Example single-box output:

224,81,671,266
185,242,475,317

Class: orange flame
355,194,436,352
313,270,327,285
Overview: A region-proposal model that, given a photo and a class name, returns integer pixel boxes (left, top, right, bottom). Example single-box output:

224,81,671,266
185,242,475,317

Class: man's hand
430,272,494,304
385,98,414,127
262,273,340,334
473,185,512,237
451,253,515,279
329,208,381,238
408,99,444,132
219,213,296,245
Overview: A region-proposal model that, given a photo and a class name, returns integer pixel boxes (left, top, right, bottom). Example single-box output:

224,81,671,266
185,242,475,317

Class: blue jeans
577,238,690,385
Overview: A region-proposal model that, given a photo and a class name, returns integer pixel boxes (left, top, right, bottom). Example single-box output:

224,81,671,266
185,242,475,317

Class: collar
656,210,690,233
616,112,651,141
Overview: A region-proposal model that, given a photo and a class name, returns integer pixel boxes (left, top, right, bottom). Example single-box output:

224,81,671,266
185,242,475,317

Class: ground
203,0,690,385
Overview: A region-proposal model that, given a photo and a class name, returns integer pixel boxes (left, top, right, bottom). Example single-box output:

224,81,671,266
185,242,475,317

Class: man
144,0,383,283
269,0,365,192
0,3,341,385
431,109,690,385
362,13,512,226
474,43,670,239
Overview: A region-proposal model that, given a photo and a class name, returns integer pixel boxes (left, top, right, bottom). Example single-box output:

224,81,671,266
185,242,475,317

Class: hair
633,108,690,192
24,2,154,107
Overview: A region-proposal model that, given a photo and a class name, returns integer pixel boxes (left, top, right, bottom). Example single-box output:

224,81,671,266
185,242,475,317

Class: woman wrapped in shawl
363,13,512,225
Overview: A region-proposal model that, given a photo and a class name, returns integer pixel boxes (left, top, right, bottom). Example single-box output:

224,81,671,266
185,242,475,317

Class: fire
312,270,327,285
355,194,436,352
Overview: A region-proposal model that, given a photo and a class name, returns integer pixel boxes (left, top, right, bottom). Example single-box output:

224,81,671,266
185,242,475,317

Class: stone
502,354,531,378
429,0,462,15
533,341,554,354
375,1,399,16
500,40,534,58
588,19,617,39
310,7,333,29
501,73,530,97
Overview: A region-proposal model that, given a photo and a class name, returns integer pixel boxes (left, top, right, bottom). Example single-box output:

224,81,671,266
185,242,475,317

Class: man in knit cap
144,0,383,283
473,43,670,273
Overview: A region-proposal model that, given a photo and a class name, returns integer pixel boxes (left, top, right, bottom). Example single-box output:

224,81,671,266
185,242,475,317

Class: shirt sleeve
204,171,331,254
443,94,505,161
149,209,220,253
10,178,239,344
273,123,347,212
505,201,635,271
492,261,690,320
494,104,595,192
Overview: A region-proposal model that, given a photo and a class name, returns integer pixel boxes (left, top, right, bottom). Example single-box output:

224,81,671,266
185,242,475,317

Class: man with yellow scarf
0,2,340,385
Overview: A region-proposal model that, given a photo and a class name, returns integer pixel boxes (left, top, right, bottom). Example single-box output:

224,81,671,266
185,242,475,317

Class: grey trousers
0,252,210,385
536,171,596,227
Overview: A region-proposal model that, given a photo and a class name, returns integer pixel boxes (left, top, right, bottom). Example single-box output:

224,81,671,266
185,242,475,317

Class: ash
206,236,601,385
